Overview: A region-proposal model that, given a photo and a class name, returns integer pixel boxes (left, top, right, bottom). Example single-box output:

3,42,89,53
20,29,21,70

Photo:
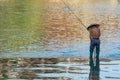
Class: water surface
0,1,120,80
0,0,120,58
0,58,120,80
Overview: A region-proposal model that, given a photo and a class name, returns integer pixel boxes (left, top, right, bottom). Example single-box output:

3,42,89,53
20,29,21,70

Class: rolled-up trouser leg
96,44,100,58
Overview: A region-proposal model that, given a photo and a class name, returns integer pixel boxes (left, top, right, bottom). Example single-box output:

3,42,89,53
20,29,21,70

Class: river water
0,0,120,58
0,0,120,80
0,58,120,80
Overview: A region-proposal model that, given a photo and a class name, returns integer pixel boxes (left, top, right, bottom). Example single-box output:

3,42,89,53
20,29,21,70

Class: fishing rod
61,0,96,61
61,0,87,29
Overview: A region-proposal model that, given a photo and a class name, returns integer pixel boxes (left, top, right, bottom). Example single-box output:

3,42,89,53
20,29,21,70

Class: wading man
87,24,101,59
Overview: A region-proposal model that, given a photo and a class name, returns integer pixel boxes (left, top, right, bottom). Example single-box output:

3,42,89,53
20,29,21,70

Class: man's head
87,24,100,31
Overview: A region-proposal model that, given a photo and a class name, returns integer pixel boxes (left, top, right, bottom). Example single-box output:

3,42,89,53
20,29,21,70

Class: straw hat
87,24,100,30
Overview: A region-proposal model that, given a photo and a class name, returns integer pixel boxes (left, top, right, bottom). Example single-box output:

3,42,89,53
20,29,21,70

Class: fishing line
61,0,97,63
61,0,87,29
57,0,89,52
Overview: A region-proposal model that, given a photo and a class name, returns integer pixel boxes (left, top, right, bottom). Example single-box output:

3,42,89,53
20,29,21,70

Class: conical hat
87,24,100,30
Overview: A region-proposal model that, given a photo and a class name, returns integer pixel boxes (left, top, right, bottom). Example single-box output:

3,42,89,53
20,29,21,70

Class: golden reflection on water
0,0,120,56
0,58,88,79
43,0,120,53
0,0,120,80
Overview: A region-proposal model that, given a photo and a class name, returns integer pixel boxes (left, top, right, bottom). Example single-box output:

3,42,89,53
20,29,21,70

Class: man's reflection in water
89,57,100,80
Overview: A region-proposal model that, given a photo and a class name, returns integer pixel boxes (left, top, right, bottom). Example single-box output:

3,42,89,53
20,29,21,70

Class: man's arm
89,30,92,40
89,35,92,40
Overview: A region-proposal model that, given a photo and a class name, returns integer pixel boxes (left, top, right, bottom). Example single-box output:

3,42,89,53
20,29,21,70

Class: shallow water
0,0,120,80
0,0,120,58
0,58,120,80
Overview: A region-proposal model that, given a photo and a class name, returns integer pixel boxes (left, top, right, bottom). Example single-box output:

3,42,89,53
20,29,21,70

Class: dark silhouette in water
89,57,100,80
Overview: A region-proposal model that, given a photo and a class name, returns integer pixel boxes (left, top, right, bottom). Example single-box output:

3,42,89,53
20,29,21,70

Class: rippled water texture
0,58,120,80
0,0,120,58
0,0,120,80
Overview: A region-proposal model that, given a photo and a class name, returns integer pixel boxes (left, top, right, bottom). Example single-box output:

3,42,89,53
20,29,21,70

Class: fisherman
87,24,101,59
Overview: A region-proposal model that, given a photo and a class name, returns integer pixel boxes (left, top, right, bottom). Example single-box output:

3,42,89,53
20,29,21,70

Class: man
87,24,101,59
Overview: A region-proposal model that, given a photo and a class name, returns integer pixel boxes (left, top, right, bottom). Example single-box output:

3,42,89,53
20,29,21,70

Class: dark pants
90,38,100,58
